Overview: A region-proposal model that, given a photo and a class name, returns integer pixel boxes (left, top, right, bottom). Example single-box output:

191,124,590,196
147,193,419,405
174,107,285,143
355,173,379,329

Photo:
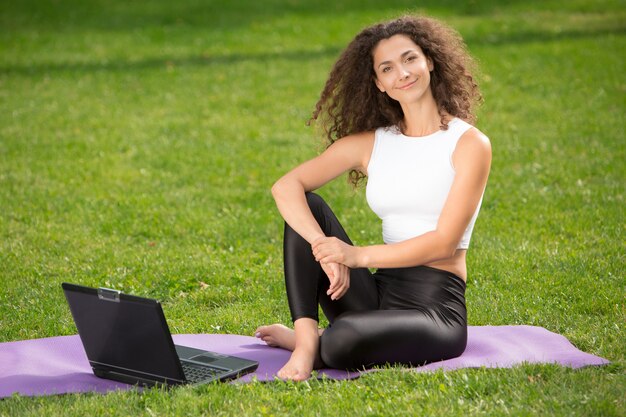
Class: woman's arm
312,128,492,269
271,131,374,244
272,132,374,300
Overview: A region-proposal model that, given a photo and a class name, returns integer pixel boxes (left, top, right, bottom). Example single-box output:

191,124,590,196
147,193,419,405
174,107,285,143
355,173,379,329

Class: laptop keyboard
181,362,228,383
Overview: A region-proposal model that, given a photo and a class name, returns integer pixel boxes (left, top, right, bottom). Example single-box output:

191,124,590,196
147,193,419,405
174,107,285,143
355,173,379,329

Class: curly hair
309,15,482,186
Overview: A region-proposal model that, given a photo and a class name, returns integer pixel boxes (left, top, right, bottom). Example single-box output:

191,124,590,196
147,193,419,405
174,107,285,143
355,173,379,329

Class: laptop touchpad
190,354,219,364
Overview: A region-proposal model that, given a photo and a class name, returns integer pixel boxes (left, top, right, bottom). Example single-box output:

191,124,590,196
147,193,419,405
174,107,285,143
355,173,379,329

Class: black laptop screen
63,284,183,381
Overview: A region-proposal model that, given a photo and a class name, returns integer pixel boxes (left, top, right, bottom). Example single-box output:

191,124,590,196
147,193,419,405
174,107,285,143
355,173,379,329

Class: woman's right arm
272,132,374,300
271,131,374,244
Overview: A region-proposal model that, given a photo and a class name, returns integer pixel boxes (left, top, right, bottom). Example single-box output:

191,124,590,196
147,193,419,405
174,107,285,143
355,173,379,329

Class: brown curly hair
309,15,482,186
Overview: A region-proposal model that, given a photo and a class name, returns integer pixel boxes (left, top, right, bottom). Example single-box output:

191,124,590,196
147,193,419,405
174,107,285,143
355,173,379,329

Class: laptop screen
63,283,184,381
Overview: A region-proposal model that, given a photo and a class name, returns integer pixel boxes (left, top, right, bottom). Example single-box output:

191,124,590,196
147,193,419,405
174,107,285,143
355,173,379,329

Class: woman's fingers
322,263,346,300
312,236,340,252
314,239,352,300
325,263,350,300
312,237,345,263
332,278,349,299
323,263,336,282
318,253,340,265
312,237,359,268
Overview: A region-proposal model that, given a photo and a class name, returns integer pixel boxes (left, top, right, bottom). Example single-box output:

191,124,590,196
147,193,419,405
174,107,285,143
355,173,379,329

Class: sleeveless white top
366,118,483,249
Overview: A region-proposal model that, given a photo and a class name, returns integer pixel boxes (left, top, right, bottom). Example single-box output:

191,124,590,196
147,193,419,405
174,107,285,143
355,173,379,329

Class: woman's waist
375,263,466,289
375,266,467,323
375,251,466,281
424,250,467,281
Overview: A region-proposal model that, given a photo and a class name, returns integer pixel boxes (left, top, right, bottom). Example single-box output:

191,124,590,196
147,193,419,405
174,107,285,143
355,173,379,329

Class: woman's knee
283,192,327,242
304,192,336,232
319,316,364,369
305,192,327,216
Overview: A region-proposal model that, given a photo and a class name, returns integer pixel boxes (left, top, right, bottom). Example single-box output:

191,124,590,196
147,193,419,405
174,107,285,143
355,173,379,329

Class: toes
281,369,309,381
277,368,292,380
257,334,279,347
293,373,309,382
255,325,275,339
276,362,311,381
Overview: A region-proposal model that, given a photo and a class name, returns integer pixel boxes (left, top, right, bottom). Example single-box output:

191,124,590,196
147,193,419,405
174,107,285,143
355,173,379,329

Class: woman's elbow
440,243,458,259
434,233,459,260
270,181,280,199
271,177,300,203
271,178,287,200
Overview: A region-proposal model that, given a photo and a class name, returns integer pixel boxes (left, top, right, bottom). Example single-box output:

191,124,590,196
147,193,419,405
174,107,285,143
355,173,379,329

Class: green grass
1,0,624,415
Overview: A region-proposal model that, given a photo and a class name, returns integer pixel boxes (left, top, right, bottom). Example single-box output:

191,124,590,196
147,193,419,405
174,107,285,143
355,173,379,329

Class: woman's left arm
312,128,492,269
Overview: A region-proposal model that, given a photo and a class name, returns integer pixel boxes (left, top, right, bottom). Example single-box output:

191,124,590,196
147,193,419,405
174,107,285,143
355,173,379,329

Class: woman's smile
397,78,418,90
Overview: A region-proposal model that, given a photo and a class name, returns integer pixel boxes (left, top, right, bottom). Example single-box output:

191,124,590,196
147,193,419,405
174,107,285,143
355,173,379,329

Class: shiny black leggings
283,193,467,370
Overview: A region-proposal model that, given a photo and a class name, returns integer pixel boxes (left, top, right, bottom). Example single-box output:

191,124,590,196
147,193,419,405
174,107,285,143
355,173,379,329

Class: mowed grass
0,0,624,415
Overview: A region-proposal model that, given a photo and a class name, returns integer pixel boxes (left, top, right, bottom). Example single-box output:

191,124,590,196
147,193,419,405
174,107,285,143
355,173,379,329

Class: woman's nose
399,67,410,79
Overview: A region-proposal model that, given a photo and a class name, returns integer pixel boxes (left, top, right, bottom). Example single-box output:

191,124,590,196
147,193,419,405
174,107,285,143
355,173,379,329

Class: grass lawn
1,0,624,415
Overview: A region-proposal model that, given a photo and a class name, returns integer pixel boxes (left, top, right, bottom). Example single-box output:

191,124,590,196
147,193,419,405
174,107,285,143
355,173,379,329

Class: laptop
62,282,258,387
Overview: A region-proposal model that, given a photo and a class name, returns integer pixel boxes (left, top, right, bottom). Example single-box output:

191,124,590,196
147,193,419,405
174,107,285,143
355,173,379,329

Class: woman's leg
320,267,467,369
283,192,378,323
320,309,467,369
257,193,379,380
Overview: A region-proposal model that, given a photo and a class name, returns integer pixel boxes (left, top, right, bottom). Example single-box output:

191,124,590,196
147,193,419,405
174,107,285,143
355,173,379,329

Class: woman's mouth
398,79,417,90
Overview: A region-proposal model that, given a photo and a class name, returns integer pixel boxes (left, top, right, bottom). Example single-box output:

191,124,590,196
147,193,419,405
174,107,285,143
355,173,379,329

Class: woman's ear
374,77,385,93
427,56,434,72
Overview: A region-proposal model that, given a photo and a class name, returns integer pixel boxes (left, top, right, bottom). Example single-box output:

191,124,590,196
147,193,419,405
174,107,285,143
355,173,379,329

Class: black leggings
283,193,467,370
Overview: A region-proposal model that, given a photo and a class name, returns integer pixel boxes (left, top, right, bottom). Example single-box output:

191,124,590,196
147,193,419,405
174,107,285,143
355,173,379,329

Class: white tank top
366,118,483,249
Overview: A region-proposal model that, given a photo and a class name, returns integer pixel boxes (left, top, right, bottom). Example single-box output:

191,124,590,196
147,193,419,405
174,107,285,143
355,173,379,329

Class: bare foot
256,320,325,381
254,324,296,350
255,324,325,351
277,347,318,381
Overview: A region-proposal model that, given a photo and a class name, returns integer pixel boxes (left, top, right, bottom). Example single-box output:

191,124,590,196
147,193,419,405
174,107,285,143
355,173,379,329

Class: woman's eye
406,55,416,62
382,67,391,73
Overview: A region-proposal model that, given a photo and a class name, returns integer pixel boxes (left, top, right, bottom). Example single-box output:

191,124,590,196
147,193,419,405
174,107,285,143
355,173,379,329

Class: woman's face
372,34,434,103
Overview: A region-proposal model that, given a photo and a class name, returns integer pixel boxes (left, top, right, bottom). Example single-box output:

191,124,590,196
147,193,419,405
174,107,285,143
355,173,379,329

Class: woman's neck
398,93,445,137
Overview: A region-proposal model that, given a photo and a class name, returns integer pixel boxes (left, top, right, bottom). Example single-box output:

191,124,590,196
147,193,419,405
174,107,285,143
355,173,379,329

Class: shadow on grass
466,25,625,47
0,47,342,76
1,25,623,77
2,0,537,32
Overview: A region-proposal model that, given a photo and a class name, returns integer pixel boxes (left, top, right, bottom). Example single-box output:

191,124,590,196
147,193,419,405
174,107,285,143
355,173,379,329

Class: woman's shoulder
332,130,377,148
452,122,492,168
457,122,490,148
326,131,377,173
445,115,488,145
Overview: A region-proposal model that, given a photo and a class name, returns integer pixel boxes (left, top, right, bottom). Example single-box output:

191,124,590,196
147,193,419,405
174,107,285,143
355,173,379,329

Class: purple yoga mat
0,326,609,398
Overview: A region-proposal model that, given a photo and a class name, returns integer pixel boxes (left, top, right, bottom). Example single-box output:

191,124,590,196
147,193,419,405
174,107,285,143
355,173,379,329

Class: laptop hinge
98,287,121,302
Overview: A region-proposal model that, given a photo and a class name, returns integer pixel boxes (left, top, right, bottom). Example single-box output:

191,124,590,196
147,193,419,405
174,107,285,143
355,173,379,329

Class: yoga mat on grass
0,325,609,398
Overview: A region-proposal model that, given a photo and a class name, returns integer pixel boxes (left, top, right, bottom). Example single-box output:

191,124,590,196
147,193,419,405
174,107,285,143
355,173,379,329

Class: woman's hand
312,237,362,269
320,261,350,300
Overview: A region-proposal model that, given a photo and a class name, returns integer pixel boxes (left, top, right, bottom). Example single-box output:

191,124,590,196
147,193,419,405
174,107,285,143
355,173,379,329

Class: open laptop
62,282,258,387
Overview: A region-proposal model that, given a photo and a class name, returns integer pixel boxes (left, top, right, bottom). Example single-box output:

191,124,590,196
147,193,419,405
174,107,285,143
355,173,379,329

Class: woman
255,15,491,381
